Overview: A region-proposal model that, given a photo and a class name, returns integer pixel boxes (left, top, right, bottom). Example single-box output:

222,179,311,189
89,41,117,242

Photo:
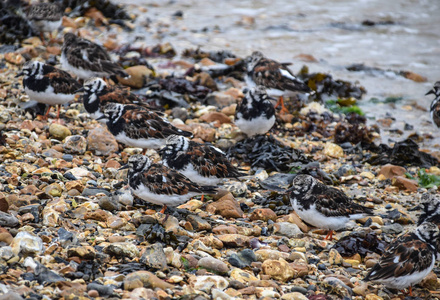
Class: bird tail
200,185,218,195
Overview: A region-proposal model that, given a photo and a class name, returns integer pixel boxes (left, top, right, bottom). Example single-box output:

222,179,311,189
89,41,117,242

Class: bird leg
201,195,204,201
40,106,52,120
52,105,65,124
324,230,334,241
408,286,413,297
274,96,289,114
159,205,168,214
40,32,47,46
142,149,147,155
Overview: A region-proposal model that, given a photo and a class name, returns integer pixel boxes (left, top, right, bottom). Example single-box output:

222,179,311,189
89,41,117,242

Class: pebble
10,231,43,256
103,242,139,259
197,256,229,274
0,211,19,227
49,123,71,140
206,193,243,218
228,249,257,268
86,125,119,155
190,275,229,293
272,222,302,238
262,259,295,282
140,243,168,270
63,135,87,154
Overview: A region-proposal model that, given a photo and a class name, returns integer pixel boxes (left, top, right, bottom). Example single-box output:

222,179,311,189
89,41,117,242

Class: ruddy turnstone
61,33,128,80
245,51,312,113
234,86,275,137
417,193,440,258
26,2,63,44
16,60,81,121
364,222,439,296
125,154,217,213
159,135,246,186
426,81,440,128
100,103,192,150
79,77,158,122
289,174,373,240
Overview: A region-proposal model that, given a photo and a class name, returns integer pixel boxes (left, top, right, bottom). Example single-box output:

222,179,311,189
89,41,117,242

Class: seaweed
182,47,237,63
0,1,35,44
365,139,439,168
227,135,312,172
61,0,131,20
332,231,387,257
406,169,440,189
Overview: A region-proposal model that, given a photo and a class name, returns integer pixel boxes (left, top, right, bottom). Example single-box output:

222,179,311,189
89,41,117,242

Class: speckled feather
62,33,128,78
427,81,440,128
130,163,217,196
20,61,81,95
290,175,373,218
82,78,160,117
247,51,311,93
27,3,62,21
159,136,246,179
235,86,275,121
364,222,439,288
104,104,192,141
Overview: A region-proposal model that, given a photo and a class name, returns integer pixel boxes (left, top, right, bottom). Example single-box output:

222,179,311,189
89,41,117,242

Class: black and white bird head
290,174,317,196
166,135,190,152
418,193,440,225
63,32,78,47
16,61,44,78
83,77,107,95
426,81,440,98
102,103,124,122
128,154,152,173
415,222,440,245
247,86,270,103
246,51,264,72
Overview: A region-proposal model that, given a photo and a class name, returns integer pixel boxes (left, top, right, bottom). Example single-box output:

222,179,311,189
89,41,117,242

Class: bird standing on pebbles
100,103,192,150
16,60,81,121
289,174,373,240
426,81,440,128
417,193,440,258
159,135,246,186
234,86,275,137
61,33,129,80
79,77,158,122
26,2,63,44
245,51,312,114
364,222,439,296
124,154,217,214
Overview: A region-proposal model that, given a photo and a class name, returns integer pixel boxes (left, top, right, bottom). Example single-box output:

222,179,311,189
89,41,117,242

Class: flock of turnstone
12,1,440,297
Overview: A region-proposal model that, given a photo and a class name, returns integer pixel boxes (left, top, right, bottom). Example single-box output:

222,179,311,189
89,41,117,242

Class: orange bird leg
42,106,52,120
56,105,61,120
324,230,334,241
408,286,413,297
201,195,204,201
274,96,289,114
159,205,167,214
142,149,147,155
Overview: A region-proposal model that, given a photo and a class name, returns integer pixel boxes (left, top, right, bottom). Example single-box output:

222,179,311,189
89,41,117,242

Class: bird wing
47,68,82,94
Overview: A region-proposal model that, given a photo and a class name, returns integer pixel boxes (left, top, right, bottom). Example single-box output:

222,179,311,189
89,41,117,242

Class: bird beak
408,204,422,211
75,87,85,93
96,115,107,121
426,89,436,96
118,165,129,170
15,71,24,78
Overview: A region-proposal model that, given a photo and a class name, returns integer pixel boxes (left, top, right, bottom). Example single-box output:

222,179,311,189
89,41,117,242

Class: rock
401,71,427,82
197,256,229,274
0,211,19,227
278,213,309,233
49,123,71,140
44,183,63,197
206,92,236,108
104,242,139,259
124,271,173,291
67,246,96,259
140,243,168,270
190,275,229,293
230,268,258,284
420,271,440,290
281,292,308,300
11,231,43,256
200,112,232,124
392,176,418,192
217,234,250,247
87,282,114,296
329,249,343,265
0,229,13,245
187,215,211,231
212,288,233,300
324,142,344,158
272,222,302,238
99,196,121,211
63,135,87,154
192,124,217,142
352,281,369,297
228,249,257,268
255,249,290,261
87,125,119,156
5,52,25,65
117,65,153,89
0,292,24,300
206,193,243,218
262,259,295,282
213,225,238,235
250,208,277,222
365,294,384,300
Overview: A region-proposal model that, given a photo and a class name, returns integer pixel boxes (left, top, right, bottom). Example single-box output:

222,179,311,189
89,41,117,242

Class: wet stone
140,243,168,270
99,195,121,211
228,249,257,268
197,256,229,274
63,135,87,154
87,282,114,297
382,223,404,234
0,211,19,227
